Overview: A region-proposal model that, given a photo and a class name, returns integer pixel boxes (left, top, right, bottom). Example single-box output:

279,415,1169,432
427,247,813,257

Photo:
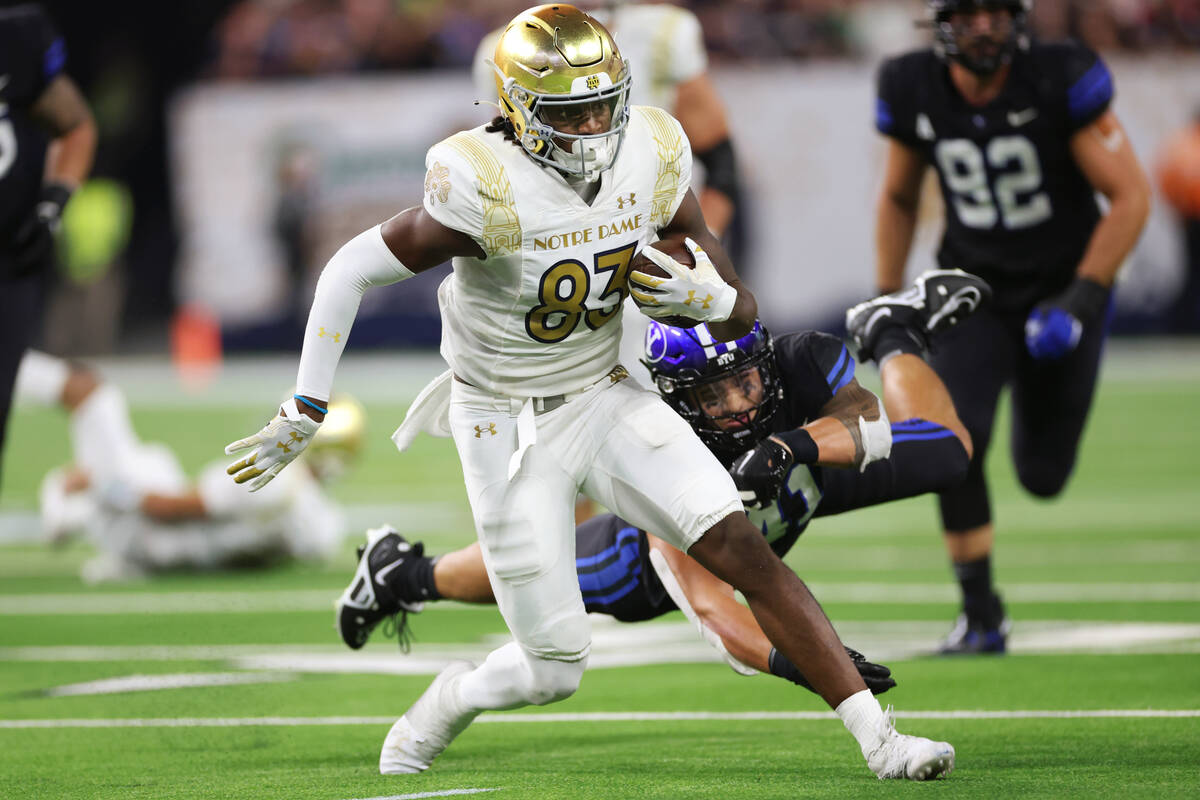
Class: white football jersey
472,4,708,114
424,105,693,397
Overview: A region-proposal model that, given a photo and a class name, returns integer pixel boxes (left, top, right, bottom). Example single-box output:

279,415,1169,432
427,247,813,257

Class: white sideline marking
3,582,1200,615
44,671,296,697
2,709,1197,729
346,791,499,800
4,621,1200,671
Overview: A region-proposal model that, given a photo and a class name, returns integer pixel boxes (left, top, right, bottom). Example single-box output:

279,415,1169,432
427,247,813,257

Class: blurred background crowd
22,0,1200,357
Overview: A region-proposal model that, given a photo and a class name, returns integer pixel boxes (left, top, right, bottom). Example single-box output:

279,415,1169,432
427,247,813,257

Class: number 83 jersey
876,42,1114,312
423,106,692,398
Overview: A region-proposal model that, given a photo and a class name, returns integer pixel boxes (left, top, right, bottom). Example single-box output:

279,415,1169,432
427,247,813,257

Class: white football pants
448,375,742,711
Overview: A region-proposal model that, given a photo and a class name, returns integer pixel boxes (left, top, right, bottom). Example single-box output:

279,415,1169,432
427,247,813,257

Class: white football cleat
865,707,955,781
379,661,478,774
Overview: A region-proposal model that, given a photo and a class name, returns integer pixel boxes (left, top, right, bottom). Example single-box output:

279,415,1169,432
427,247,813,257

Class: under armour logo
474,423,497,438
616,192,636,210
684,291,714,310
317,327,342,343
586,75,600,90
276,431,305,454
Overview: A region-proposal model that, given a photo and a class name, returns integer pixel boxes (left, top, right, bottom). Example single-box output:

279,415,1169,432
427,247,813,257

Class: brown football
628,237,703,328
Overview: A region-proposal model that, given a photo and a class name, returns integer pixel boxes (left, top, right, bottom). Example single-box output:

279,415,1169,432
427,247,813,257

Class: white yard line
2,709,1197,730
43,671,297,697
345,792,500,800
5,622,1200,693
2,582,1199,615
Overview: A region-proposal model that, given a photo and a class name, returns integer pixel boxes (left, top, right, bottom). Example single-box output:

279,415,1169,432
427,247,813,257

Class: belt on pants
502,364,630,480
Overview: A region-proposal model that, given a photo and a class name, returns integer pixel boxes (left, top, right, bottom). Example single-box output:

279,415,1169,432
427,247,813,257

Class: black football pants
929,304,1109,532
0,269,48,493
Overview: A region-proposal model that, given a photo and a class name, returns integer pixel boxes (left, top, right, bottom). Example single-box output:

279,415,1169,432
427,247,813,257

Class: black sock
953,555,1001,627
872,324,925,363
405,555,441,602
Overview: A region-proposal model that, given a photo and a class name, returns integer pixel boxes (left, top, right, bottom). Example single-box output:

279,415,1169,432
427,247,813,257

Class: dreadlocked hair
486,115,519,144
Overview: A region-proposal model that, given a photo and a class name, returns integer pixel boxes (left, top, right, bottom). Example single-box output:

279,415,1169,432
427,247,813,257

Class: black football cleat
335,525,425,650
938,612,1012,655
845,269,992,362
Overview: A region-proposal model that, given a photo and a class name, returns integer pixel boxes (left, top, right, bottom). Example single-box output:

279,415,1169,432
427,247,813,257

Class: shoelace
382,609,415,654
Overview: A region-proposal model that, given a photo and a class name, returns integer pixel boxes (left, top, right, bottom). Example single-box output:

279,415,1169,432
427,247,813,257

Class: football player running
867,0,1150,653
228,4,954,782
17,351,354,582
338,270,983,702
0,4,96,494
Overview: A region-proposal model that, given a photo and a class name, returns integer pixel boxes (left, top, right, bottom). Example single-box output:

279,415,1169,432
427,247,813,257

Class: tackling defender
865,0,1150,652
227,5,954,781
337,269,986,703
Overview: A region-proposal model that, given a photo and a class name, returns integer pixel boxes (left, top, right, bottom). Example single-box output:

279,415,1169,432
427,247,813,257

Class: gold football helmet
306,394,366,482
492,4,631,181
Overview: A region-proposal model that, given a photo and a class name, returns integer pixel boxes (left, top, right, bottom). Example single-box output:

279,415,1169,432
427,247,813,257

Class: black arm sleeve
695,138,739,202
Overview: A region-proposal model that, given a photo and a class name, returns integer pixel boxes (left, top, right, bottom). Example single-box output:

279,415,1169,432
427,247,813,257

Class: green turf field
1,348,1198,799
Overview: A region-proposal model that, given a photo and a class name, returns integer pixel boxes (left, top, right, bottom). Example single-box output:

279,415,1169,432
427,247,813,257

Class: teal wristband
293,395,328,415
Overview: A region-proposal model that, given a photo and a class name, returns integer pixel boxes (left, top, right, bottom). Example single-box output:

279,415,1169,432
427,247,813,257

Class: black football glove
728,436,793,509
844,646,896,695
11,183,72,275
768,645,896,696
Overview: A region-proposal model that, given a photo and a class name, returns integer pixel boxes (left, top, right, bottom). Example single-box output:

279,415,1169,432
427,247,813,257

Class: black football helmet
927,0,1031,76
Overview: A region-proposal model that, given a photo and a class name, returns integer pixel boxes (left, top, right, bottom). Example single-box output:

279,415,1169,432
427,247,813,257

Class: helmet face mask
928,0,1031,76
492,4,631,182
642,321,784,464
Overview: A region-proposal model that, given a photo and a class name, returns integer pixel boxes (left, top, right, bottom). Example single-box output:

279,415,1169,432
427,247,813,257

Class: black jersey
0,4,67,278
876,42,1113,312
575,331,856,622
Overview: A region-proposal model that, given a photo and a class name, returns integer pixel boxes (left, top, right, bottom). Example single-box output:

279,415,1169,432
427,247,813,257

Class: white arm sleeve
294,224,413,400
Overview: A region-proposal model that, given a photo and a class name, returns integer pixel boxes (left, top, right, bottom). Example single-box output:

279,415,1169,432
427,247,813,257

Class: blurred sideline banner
170,56,1200,348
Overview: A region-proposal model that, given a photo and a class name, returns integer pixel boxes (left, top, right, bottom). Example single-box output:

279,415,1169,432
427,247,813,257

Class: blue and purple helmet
641,320,782,462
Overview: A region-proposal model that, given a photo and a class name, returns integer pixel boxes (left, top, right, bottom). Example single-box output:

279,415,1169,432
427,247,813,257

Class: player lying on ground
337,269,986,696
16,350,357,581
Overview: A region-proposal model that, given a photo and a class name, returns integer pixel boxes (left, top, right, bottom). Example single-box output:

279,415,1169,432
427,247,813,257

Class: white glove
225,397,322,491
628,237,737,324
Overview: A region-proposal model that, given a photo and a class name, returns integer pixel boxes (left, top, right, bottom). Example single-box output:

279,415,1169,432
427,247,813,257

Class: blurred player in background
0,3,97,494
228,4,954,782
870,0,1150,652
1157,109,1200,333
338,269,988,699
16,350,355,582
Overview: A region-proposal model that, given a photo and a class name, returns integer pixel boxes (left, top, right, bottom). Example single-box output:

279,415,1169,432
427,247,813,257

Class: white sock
457,640,586,713
13,350,70,406
836,688,887,756
71,384,142,485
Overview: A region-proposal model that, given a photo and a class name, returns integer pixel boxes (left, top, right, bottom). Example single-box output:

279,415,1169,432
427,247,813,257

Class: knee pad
524,654,587,706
